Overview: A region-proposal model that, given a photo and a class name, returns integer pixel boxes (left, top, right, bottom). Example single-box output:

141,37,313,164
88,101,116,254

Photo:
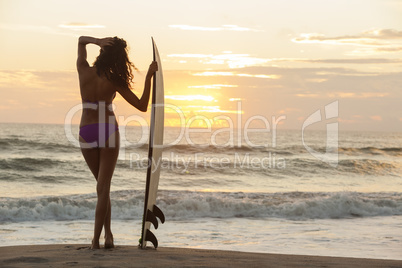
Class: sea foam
1,190,401,222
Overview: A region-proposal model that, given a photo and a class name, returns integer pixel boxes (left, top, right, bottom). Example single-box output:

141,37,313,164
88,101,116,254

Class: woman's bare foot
104,234,114,249
91,239,100,249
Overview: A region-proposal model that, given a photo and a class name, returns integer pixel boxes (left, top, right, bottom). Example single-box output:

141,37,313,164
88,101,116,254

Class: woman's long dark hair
93,37,136,89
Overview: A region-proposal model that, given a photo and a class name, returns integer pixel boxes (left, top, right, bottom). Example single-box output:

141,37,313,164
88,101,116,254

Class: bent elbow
139,105,147,112
78,36,85,44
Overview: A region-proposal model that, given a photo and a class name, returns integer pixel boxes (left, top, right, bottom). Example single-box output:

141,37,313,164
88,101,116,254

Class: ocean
0,122,401,260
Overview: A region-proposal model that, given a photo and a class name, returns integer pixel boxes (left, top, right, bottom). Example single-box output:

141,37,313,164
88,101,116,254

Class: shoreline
1,244,401,267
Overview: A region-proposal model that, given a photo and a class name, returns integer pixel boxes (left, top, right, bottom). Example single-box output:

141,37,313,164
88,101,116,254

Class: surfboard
139,38,165,249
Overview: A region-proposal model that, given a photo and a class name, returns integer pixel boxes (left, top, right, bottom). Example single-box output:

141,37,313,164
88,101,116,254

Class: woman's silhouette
77,36,157,249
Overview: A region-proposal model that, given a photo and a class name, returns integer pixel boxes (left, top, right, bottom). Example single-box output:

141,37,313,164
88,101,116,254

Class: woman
77,36,157,249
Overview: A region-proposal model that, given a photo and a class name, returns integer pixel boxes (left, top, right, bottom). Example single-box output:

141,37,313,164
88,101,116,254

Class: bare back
78,66,118,127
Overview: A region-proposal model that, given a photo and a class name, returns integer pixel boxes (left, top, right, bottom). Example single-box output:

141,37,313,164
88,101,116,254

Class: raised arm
117,61,158,112
76,36,113,71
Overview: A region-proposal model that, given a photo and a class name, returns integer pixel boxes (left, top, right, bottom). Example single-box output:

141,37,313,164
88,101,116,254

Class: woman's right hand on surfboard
146,61,158,78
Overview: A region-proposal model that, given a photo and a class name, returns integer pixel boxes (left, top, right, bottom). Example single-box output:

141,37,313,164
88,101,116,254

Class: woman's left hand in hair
98,37,114,49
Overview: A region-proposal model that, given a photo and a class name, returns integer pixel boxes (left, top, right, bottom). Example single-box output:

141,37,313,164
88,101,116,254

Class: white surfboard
139,38,165,249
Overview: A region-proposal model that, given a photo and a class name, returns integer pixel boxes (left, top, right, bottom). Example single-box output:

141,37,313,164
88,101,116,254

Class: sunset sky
0,0,401,131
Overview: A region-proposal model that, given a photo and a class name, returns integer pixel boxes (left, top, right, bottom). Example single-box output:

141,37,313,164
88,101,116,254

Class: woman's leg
104,197,114,248
80,143,100,180
92,132,119,249
80,136,99,180
80,138,101,248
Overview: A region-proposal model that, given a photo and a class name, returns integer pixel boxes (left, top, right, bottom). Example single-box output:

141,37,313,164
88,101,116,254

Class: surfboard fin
153,204,165,224
146,209,159,229
145,229,158,248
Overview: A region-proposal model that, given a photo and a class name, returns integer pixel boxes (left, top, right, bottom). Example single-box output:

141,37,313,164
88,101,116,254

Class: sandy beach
0,244,401,268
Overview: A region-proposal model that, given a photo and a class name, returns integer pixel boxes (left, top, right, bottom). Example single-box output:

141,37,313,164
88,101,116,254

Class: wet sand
1,244,401,267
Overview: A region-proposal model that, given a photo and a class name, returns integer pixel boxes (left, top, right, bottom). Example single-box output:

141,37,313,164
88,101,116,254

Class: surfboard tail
140,205,165,248
139,229,159,249
145,205,165,230
153,204,165,223
145,229,158,248
146,209,159,229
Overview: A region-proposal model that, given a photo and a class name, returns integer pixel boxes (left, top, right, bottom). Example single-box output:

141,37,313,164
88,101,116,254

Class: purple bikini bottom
79,123,118,148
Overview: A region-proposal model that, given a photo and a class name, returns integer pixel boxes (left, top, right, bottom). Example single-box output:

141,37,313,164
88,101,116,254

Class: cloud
364,29,402,39
297,58,402,64
169,53,402,68
0,23,76,37
192,71,235,76
188,84,238,89
338,118,357,124
168,54,213,58
293,28,402,43
192,71,279,79
292,28,402,54
185,105,242,114
293,33,381,46
327,92,389,98
370,115,383,121
58,23,105,30
295,92,319,98
0,22,105,38
168,52,270,68
0,69,77,91
169,24,262,32
165,104,242,115
165,95,215,101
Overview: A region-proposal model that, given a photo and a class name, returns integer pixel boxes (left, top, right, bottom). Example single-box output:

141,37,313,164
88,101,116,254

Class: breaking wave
1,190,401,222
